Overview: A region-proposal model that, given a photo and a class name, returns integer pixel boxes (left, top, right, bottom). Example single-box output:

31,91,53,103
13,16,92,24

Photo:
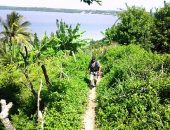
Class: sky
0,0,169,11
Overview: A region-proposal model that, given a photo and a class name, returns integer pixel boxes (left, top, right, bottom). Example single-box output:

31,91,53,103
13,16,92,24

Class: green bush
152,2,170,53
96,44,170,129
8,50,89,129
105,6,154,50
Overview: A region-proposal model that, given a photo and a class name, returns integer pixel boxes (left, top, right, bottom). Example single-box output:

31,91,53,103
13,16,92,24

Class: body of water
0,10,117,40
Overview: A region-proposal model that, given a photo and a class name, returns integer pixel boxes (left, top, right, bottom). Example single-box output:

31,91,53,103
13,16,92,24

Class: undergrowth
96,44,170,129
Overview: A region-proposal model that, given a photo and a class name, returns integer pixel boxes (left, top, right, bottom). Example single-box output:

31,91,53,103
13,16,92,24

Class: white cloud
0,0,168,11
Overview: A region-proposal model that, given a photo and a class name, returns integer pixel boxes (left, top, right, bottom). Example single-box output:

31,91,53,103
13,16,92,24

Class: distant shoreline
0,5,117,15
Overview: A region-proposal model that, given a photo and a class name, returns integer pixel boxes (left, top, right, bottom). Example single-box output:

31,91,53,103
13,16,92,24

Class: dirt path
82,87,96,130
82,78,101,130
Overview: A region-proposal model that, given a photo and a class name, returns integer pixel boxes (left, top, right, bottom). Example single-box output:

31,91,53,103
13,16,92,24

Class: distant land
0,6,117,15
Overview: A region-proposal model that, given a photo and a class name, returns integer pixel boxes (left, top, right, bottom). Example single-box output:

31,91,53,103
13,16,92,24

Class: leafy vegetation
0,48,90,130
96,44,170,129
81,0,102,5
0,11,31,64
152,1,170,53
104,6,154,50
55,19,85,51
104,2,170,53
0,11,90,130
1,1,170,129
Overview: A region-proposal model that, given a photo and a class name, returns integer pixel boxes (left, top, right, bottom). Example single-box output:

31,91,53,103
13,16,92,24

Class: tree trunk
1,118,15,130
41,64,51,91
20,46,37,98
9,37,13,63
24,72,37,98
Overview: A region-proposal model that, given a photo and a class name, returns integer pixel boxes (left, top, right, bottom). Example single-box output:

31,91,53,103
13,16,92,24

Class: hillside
1,3,170,129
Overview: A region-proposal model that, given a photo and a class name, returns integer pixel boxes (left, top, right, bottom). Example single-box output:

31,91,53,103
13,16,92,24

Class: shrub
96,45,170,129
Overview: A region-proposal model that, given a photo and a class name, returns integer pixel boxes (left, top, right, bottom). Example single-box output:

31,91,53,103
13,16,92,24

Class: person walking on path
88,56,101,87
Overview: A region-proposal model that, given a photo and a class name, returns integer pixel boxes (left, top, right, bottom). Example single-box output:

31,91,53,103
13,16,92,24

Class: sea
0,10,117,40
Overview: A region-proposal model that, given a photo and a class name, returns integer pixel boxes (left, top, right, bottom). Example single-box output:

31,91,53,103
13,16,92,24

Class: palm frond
21,21,31,27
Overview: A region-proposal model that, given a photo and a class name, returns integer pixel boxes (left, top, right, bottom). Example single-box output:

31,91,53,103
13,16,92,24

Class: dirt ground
81,77,101,130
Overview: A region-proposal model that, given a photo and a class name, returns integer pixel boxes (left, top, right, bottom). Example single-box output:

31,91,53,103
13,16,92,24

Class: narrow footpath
82,78,101,130
82,87,97,130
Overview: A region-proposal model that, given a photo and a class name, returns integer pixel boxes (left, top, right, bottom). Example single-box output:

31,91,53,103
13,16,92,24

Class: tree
152,1,170,53
55,19,85,51
106,6,154,50
0,11,31,63
81,0,102,5
102,25,117,44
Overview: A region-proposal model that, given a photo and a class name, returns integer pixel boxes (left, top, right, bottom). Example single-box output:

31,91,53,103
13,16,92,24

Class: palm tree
0,11,31,63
